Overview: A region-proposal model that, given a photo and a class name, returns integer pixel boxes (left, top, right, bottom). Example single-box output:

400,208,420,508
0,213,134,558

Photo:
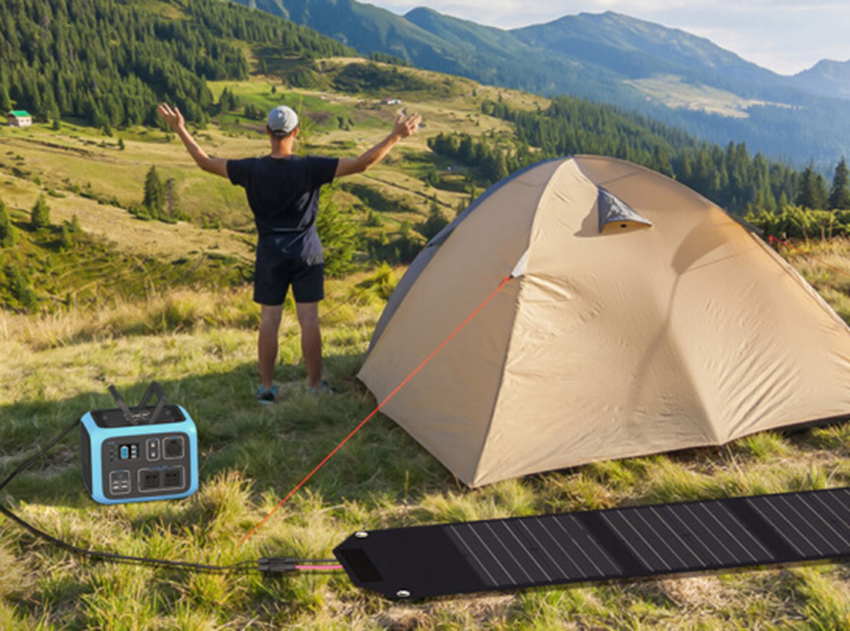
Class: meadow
2,241,850,629
2,70,850,628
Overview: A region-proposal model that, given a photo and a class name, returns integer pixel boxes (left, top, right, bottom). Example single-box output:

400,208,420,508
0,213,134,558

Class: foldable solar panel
334,488,850,599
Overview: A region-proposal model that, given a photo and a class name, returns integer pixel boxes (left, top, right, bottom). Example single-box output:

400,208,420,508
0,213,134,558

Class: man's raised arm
157,103,229,179
335,113,421,179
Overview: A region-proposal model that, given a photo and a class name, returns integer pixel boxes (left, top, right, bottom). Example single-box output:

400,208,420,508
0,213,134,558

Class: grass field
3,65,850,628
624,75,787,119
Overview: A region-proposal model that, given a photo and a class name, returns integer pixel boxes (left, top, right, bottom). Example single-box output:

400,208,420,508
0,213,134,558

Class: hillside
0,0,354,128
0,61,544,312
794,59,850,100
227,0,850,166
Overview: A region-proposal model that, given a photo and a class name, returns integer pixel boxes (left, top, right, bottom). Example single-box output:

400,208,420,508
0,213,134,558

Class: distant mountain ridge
794,59,850,100
511,12,780,89
228,0,850,165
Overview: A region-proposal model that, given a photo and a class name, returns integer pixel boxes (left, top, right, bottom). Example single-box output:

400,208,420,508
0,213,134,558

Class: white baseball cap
267,105,299,134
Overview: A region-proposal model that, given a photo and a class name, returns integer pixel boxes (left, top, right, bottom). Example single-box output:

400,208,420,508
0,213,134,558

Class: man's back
227,155,338,237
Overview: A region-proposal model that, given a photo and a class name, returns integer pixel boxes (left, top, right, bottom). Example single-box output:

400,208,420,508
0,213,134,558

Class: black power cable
0,417,338,574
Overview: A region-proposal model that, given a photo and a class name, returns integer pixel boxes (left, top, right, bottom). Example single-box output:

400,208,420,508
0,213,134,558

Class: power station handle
137,382,167,426
107,382,168,426
108,385,138,426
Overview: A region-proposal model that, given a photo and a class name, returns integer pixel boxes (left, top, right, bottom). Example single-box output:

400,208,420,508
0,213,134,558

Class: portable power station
80,382,198,504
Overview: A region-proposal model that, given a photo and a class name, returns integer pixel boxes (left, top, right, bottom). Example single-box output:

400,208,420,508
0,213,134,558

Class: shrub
7,264,37,311
316,187,359,277
418,202,450,240
0,200,14,247
744,205,850,241
30,196,50,230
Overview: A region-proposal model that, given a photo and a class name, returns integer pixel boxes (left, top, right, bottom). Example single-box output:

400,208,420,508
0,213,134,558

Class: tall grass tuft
792,568,850,629
0,288,260,350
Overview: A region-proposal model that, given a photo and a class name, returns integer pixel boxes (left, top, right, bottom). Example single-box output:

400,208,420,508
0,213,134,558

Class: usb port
109,470,131,495
119,445,129,460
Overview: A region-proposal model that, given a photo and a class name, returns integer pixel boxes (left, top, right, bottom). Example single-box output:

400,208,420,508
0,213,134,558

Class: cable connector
257,557,299,573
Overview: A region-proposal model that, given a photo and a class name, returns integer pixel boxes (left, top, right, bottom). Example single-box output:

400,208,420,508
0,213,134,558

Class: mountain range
231,0,850,166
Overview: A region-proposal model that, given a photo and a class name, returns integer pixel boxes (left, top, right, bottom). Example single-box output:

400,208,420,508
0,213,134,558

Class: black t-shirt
227,155,339,263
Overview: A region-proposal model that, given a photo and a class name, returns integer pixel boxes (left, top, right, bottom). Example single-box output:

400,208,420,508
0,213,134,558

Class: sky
364,0,850,76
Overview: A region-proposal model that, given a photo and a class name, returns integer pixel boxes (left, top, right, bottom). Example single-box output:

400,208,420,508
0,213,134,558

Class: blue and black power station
80,383,198,504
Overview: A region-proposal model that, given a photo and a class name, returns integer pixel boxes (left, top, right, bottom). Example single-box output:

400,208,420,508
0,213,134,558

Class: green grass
625,74,768,119
2,258,850,627
0,208,250,314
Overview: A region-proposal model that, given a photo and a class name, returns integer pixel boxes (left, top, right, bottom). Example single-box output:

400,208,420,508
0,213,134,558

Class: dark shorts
254,257,324,305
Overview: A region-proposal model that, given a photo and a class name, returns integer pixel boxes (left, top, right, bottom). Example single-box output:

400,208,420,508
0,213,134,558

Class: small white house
381,98,402,106
7,111,32,127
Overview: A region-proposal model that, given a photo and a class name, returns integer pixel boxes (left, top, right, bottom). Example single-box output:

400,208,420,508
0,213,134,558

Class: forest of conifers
0,0,352,130
429,97,850,235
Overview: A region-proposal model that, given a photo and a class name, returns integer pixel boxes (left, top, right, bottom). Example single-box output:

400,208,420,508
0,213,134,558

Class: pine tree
795,166,829,210
164,178,180,218
30,196,51,230
0,83,11,113
59,222,75,250
419,201,450,239
7,264,37,311
491,150,509,182
829,157,850,210
315,187,358,277
216,88,240,114
0,200,15,247
142,166,165,217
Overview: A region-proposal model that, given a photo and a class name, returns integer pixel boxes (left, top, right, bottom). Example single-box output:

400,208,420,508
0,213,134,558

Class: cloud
365,0,850,74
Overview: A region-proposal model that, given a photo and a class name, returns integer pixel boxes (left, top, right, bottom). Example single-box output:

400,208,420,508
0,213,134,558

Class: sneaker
256,385,277,405
307,380,337,395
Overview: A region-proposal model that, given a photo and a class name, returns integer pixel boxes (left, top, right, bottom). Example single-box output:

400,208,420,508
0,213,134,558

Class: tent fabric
359,155,850,487
368,159,559,352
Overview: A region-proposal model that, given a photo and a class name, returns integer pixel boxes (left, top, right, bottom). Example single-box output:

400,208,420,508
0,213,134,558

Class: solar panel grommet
396,590,410,599
355,531,369,539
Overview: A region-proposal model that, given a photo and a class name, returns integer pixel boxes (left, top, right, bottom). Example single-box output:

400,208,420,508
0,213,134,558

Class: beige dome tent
359,155,850,487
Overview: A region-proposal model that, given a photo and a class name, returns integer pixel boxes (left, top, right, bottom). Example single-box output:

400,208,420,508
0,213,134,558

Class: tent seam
364,159,562,360
469,274,525,488
470,159,567,486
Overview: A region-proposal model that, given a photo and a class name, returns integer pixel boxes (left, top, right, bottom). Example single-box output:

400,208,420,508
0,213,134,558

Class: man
158,101,421,403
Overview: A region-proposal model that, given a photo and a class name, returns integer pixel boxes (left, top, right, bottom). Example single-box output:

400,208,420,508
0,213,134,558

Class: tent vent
598,187,652,234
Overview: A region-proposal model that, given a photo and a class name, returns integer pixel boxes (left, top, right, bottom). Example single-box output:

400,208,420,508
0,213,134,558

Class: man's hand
392,113,422,139
335,112,423,178
157,103,186,133
158,102,228,178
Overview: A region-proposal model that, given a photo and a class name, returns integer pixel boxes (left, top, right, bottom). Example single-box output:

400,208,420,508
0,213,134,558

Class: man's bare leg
296,302,322,389
258,304,283,390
